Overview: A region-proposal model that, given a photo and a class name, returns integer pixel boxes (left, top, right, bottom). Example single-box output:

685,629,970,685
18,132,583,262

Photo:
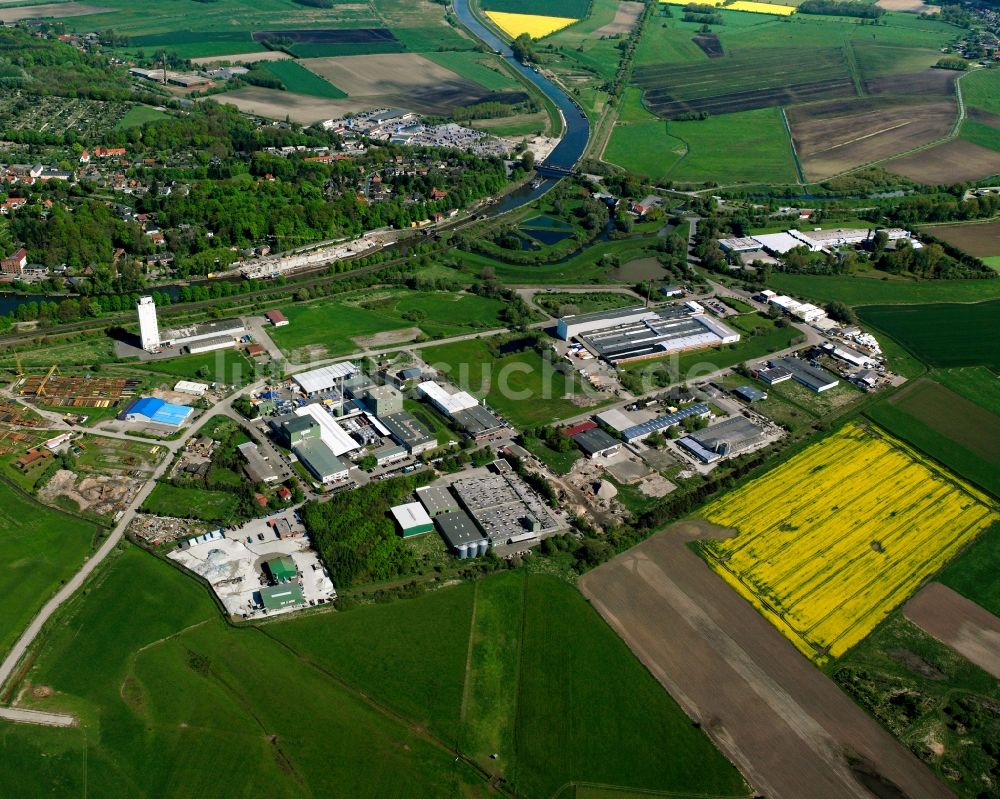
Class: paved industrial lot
580,521,954,799
168,512,334,618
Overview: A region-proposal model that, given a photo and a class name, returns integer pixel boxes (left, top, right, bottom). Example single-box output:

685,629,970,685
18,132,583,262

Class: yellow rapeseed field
701,423,998,664
485,11,578,39
727,1,797,14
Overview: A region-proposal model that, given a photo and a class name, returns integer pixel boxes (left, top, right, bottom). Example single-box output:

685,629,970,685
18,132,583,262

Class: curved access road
0,388,260,699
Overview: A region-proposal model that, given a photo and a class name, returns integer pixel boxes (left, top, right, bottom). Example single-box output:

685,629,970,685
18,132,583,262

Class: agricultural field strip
634,47,849,101
701,424,998,662
580,524,954,799
645,79,856,117
903,582,1000,680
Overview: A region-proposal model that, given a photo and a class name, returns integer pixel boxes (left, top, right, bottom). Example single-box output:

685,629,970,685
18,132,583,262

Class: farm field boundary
883,378,1000,465
904,582,1000,680
857,299,1000,370
579,521,954,799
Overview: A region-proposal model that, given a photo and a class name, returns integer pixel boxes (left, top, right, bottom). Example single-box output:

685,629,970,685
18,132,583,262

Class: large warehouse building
293,362,358,397
417,381,505,440
558,306,739,365
293,403,360,457
678,416,767,464
121,397,193,427
159,318,246,354
293,437,349,485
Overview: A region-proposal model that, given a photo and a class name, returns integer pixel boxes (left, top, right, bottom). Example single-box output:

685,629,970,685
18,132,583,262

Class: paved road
0,384,267,698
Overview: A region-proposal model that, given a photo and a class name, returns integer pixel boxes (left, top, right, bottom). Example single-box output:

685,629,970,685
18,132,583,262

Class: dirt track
579,522,955,799
904,583,1000,680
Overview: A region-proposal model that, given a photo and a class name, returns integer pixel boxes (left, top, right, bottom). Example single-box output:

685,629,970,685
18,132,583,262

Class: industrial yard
168,512,335,619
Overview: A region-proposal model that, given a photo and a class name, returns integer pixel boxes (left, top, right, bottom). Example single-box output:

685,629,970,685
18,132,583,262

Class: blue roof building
122,397,194,427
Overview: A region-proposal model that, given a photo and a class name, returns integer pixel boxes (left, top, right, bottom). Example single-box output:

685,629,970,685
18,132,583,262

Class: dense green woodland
6,105,510,275
300,473,434,588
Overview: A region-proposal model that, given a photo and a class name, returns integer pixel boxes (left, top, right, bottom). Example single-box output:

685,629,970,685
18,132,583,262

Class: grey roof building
293,438,349,484
679,416,766,463
621,403,710,443
416,484,460,516
572,428,622,459
237,441,281,484
380,410,437,454
774,357,839,393
436,510,489,559
733,385,767,402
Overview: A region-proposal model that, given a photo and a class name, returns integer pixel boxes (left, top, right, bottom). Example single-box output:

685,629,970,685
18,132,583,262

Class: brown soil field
904,583,1000,680
578,522,954,799
877,0,940,11
788,98,955,180
922,218,1000,257
888,139,1000,183
0,2,108,21
218,86,369,124
300,53,501,115
593,0,643,36
302,52,469,97
190,51,292,66
611,257,665,281
864,69,957,97
888,377,1000,463
692,33,724,58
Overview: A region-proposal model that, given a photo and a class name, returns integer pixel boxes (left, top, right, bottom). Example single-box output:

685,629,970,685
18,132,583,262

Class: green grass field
266,581,475,746
937,521,1000,617
425,51,520,91
259,59,347,99
606,102,798,185
522,436,582,474
536,291,639,316
142,482,239,522
139,349,256,385
419,337,605,426
962,67,1000,117
480,0,590,18
11,545,488,797
460,237,661,285
116,105,170,129
858,300,1000,370
0,480,99,658
960,118,1000,154
11,545,747,796
767,273,1000,306
269,291,508,358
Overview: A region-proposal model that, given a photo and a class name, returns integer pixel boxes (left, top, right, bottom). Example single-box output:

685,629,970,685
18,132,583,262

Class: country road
0,382,266,696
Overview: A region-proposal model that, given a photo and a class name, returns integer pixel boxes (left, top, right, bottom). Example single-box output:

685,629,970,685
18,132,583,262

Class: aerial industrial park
0,1,999,797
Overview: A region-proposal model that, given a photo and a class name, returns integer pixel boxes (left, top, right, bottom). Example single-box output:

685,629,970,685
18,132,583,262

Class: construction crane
36,364,58,398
